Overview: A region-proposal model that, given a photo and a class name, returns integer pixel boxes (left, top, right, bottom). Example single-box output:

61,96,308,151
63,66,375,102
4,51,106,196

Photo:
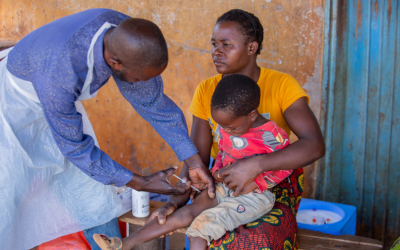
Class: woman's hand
144,178,192,237
212,162,230,182
144,201,179,238
145,201,178,226
219,156,262,197
240,181,259,195
212,169,224,182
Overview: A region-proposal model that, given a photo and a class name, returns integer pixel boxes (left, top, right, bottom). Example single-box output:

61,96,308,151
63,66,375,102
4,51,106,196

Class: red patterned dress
212,121,293,193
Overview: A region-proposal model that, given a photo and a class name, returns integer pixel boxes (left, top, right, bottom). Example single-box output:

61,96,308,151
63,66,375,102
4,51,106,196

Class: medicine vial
132,189,150,218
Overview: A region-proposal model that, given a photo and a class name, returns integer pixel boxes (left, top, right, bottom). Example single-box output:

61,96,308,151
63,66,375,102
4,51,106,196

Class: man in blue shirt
0,8,214,250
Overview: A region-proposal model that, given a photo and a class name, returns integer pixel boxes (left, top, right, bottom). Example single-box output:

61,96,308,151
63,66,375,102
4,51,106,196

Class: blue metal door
317,0,399,248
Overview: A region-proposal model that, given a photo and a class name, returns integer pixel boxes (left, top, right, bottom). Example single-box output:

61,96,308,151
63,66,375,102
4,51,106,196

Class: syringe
172,174,201,192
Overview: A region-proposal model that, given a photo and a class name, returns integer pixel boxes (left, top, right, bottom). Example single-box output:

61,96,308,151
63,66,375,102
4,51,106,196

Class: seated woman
148,9,325,249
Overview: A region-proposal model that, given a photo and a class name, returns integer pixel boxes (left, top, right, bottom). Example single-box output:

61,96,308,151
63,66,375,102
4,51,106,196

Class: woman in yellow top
148,9,325,249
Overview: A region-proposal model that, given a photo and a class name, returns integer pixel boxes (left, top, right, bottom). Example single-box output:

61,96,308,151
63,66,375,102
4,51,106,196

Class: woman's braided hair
216,9,264,55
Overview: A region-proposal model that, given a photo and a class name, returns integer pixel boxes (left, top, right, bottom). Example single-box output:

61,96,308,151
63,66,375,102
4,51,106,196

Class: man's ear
249,109,258,121
248,41,259,56
108,56,123,70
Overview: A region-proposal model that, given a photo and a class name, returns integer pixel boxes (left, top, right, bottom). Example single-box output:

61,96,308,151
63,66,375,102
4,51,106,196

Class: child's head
211,9,264,74
211,74,260,136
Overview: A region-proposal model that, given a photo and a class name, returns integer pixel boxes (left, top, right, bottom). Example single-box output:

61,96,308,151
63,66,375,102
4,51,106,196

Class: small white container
131,189,150,218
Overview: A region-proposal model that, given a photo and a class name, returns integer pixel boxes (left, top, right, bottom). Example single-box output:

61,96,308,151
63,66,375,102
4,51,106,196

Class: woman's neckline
221,66,261,84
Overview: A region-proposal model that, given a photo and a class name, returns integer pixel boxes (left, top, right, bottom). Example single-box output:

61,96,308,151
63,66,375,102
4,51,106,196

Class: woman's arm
220,97,325,196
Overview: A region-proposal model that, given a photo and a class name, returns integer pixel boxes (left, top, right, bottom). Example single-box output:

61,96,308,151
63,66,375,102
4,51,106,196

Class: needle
172,174,201,192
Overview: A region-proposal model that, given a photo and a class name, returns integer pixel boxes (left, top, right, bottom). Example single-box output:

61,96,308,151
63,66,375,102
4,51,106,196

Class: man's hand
127,166,189,195
219,156,262,197
184,153,215,199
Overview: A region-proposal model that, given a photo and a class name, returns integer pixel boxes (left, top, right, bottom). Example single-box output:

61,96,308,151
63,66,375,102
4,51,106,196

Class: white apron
0,22,131,250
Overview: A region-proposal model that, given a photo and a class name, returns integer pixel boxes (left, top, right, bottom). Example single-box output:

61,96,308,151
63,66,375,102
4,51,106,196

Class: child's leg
121,190,218,250
189,237,208,250
186,187,276,246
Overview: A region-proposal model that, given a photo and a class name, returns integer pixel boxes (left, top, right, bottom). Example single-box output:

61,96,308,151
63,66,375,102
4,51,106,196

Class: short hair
216,9,264,55
211,74,260,117
109,18,168,70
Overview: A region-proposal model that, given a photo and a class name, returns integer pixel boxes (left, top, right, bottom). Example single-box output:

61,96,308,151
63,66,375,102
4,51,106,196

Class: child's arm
260,170,293,189
254,122,293,191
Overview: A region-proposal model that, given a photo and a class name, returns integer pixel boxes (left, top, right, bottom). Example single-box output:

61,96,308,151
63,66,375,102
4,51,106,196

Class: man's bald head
107,18,168,72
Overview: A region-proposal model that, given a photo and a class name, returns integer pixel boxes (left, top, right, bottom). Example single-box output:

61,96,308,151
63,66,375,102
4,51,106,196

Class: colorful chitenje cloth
209,168,303,250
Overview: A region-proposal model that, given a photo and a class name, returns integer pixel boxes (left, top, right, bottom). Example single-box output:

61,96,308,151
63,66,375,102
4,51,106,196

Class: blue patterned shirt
6,8,198,187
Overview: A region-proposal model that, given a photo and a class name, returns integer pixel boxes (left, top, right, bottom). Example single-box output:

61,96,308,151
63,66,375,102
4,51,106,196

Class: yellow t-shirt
189,67,309,159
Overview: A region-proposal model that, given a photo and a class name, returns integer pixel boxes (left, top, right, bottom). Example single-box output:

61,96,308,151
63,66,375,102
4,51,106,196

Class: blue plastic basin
296,198,356,235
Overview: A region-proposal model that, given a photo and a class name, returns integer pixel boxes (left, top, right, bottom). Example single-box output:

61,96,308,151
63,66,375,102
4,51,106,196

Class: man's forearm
126,174,146,191
183,153,206,170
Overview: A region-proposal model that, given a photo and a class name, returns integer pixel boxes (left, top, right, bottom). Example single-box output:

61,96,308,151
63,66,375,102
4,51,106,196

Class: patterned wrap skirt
208,168,303,250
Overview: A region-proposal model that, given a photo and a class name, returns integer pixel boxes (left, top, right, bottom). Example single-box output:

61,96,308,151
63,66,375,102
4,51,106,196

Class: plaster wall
0,0,325,198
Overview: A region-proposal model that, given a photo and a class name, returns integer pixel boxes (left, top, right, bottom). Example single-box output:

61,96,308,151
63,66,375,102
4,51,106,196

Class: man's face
113,64,167,83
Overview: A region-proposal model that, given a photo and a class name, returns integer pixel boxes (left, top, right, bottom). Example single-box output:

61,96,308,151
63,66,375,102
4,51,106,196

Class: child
93,74,293,250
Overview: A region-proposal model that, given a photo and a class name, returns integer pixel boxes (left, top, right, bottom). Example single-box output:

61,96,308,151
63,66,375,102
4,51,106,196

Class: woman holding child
94,9,325,250
168,9,325,249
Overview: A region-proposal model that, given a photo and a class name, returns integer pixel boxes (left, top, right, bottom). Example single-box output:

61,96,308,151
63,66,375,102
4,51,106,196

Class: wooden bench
119,200,383,250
